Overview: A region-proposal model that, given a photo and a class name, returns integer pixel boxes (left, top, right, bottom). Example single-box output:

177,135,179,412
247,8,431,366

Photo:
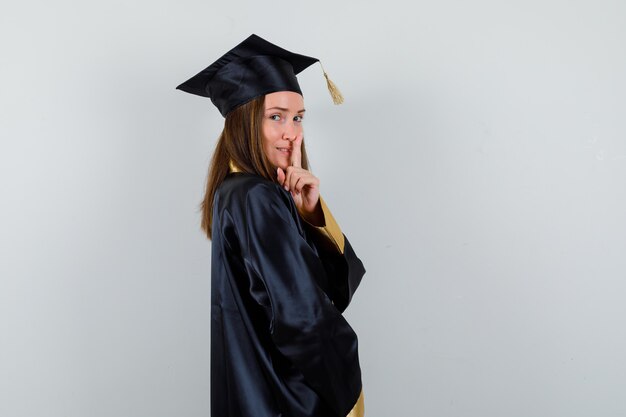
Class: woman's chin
275,162,289,172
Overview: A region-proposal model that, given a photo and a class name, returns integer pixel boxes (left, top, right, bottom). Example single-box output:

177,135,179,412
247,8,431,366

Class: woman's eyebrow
265,107,306,113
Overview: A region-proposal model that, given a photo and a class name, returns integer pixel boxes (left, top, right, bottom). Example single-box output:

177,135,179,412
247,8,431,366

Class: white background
2,1,625,416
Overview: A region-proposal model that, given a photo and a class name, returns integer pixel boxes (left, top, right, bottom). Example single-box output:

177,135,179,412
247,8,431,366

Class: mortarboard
176,34,343,117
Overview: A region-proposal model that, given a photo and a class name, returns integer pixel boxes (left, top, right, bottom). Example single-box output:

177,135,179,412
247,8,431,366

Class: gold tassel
320,61,344,105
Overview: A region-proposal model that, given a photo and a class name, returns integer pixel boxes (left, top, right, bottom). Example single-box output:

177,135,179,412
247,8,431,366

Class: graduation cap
176,34,343,117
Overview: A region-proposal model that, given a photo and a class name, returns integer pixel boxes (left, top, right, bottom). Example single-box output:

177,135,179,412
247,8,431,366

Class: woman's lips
277,147,291,154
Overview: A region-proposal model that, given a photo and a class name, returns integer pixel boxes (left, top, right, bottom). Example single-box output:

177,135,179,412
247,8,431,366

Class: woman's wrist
299,200,325,227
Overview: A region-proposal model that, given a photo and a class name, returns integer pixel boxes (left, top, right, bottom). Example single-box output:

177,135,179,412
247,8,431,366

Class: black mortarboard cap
176,34,343,117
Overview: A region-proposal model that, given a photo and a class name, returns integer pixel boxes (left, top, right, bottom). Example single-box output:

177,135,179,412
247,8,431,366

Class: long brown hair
200,94,311,240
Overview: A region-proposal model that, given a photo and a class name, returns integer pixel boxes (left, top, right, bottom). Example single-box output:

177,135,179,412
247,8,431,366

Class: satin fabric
175,34,319,117
208,55,304,117
210,172,365,417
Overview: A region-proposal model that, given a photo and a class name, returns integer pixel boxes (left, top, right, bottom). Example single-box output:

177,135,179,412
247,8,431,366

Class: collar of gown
229,159,242,173
227,158,345,254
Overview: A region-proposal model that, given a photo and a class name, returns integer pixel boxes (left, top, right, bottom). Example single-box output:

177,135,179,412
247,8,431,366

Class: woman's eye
270,114,281,121
294,115,303,122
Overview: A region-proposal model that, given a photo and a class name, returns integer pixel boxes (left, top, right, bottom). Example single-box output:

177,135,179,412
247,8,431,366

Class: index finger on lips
290,133,303,168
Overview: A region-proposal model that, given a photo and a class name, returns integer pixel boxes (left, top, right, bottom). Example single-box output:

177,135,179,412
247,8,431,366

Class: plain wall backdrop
2,0,625,416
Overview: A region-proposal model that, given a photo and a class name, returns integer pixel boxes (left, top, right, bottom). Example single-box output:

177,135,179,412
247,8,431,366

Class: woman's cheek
269,125,281,137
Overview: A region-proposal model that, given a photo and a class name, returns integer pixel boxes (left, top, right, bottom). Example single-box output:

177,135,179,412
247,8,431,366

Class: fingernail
284,185,289,191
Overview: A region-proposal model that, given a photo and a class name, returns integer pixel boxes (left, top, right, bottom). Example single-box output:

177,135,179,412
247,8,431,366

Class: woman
176,34,366,417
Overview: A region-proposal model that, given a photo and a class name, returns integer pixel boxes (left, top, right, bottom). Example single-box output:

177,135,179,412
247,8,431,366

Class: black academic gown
210,171,366,417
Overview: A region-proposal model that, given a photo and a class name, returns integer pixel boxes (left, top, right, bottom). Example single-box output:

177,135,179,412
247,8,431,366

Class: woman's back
210,171,364,417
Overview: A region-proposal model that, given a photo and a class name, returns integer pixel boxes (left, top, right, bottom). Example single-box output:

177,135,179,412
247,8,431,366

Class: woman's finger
295,174,318,193
284,166,293,191
292,171,319,196
288,167,300,193
290,133,303,168
277,167,287,188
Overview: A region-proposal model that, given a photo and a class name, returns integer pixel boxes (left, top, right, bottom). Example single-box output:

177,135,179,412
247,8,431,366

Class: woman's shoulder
213,173,304,242
216,173,289,209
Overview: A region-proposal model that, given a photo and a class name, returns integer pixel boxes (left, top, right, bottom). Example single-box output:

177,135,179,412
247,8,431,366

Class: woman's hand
277,134,324,226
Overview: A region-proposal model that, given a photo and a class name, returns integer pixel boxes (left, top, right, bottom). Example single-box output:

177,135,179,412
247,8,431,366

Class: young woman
177,34,366,417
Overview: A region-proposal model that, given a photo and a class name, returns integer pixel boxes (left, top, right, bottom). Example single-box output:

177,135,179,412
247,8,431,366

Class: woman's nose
283,121,298,140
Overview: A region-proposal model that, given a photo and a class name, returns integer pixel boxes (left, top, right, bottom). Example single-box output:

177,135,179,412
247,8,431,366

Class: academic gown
209,161,366,417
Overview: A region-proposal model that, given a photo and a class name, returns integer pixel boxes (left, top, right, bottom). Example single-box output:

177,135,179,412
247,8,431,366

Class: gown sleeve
299,195,365,313
299,195,346,254
243,183,363,417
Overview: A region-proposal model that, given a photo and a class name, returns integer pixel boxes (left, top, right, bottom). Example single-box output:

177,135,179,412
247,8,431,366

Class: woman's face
261,91,305,171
